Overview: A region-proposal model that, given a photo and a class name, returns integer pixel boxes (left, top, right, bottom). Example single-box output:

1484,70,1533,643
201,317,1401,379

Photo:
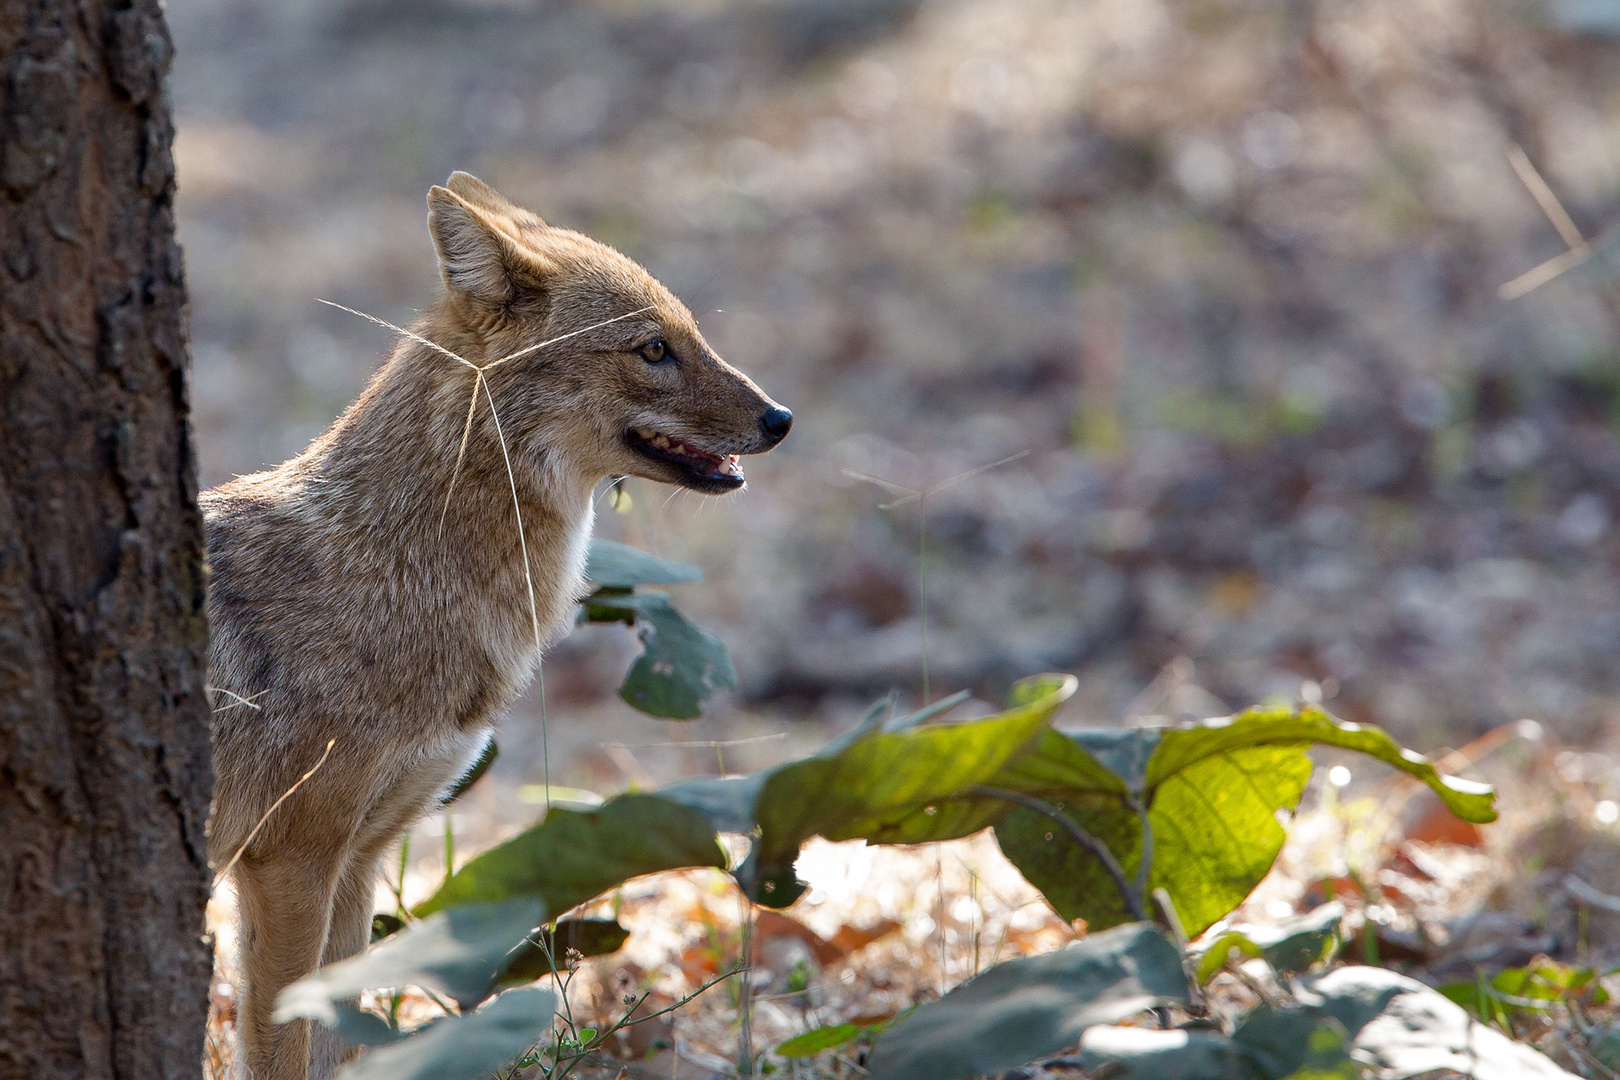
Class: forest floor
202,690,1620,1079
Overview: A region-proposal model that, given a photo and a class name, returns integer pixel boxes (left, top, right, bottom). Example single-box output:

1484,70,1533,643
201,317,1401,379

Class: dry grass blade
440,369,486,533
1499,241,1597,301
875,449,1031,510
209,686,267,712
839,467,914,497
1508,145,1585,250
476,373,543,653
1498,144,1616,301
601,733,788,750
316,299,472,369
214,738,336,882
478,306,654,372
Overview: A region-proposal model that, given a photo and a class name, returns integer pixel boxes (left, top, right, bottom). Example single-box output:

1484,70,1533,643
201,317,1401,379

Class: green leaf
277,898,544,1020
1145,707,1491,935
816,694,899,758
657,773,767,835
1304,967,1576,1079
1146,706,1496,823
741,674,1076,904
884,690,972,732
584,538,702,587
1143,736,1315,937
323,1002,408,1048
992,795,1142,928
1192,902,1343,984
587,591,737,719
991,704,1495,936
1589,1022,1620,1071
416,794,726,917
1068,728,1162,791
1076,1026,1270,1080
1081,967,1578,1080
776,1022,873,1058
1440,958,1605,1026
331,987,559,1080
500,919,631,985
867,923,1189,1080
657,677,1076,906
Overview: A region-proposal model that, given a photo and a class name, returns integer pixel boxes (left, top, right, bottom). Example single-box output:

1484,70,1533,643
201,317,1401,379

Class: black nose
759,406,793,443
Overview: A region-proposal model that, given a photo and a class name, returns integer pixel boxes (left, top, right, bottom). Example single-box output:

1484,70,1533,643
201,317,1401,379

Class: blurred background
172,0,1620,791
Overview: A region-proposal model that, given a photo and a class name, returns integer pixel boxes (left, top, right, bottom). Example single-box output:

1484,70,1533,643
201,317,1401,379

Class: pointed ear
427,186,555,307
445,171,548,230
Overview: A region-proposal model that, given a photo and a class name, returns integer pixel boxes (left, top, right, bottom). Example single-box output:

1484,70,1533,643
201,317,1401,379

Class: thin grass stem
215,739,337,881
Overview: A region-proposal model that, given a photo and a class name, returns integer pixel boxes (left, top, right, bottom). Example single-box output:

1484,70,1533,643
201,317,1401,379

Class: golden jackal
204,173,791,1080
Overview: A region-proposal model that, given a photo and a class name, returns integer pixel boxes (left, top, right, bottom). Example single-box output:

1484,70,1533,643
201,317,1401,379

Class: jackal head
424,172,790,494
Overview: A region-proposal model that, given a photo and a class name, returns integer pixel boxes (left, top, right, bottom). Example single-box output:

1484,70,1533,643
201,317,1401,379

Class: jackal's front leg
234,849,345,1080
307,852,385,1080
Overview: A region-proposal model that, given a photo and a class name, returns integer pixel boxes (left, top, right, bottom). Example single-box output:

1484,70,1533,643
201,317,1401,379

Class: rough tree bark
0,0,213,1077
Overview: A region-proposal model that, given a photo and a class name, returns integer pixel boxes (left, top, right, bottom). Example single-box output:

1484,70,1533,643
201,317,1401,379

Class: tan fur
204,173,789,1080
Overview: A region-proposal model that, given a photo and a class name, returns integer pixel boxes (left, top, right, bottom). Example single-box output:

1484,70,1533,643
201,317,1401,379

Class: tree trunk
0,0,213,1076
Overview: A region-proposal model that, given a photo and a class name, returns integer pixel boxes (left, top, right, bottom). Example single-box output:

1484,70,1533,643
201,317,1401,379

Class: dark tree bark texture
0,0,212,1077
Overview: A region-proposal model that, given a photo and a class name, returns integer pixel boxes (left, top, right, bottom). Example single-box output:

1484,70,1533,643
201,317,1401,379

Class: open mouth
625,427,745,492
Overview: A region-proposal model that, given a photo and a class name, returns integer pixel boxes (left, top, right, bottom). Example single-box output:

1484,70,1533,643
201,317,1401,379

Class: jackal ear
443,172,545,227
428,186,557,308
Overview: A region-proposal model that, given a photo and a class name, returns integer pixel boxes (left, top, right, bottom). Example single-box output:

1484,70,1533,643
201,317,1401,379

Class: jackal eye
638,339,672,365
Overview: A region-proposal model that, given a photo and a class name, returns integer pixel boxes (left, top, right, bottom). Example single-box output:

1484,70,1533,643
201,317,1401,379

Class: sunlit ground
204,705,1620,1079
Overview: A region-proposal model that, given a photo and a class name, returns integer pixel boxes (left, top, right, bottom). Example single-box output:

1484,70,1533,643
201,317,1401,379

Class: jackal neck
289,337,597,662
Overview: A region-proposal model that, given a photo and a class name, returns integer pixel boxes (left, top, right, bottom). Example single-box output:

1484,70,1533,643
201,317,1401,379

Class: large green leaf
871,724,1133,850
1075,1025,1274,1080
1143,734,1317,935
992,796,1143,929
331,987,559,1080
277,898,544,1020
584,590,737,719
866,923,1188,1080
584,538,702,587
1078,967,1578,1080
777,1021,882,1058
656,772,766,835
416,794,725,917
989,704,1494,936
818,675,1081,845
500,919,631,985
1146,706,1496,821
1148,706,1491,935
659,675,1076,905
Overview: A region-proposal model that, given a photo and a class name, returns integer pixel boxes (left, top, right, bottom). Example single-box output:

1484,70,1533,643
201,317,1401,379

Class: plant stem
969,786,1148,922
443,813,455,884
918,499,929,705
1129,795,1153,902
394,832,411,920
737,894,756,1076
